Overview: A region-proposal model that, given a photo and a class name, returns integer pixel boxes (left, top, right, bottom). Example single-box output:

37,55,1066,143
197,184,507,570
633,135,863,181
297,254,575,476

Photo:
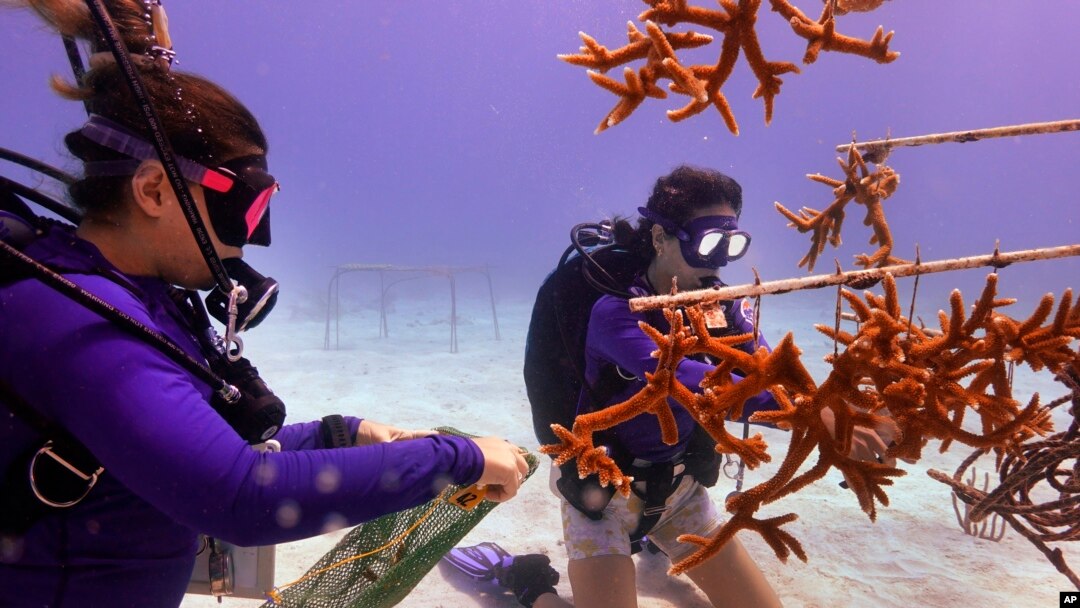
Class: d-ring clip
29,441,105,508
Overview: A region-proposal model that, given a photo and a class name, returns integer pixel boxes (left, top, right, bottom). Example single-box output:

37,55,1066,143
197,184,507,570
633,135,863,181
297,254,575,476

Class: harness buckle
641,504,669,517
29,440,105,508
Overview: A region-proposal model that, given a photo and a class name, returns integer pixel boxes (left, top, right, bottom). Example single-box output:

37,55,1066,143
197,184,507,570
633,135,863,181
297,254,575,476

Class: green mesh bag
263,428,539,608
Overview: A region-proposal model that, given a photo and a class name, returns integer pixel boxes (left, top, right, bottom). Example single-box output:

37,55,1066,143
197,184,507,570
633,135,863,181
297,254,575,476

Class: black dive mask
202,155,277,248
80,115,280,248
204,258,279,331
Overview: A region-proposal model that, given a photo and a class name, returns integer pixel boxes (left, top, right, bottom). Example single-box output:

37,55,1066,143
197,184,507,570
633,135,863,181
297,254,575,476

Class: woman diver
0,1,528,606
550,166,897,608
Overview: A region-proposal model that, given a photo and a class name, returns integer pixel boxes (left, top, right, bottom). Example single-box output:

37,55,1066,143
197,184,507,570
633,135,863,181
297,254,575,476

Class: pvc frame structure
323,264,501,354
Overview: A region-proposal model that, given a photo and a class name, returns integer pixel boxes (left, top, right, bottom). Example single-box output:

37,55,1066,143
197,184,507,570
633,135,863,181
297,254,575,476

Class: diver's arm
274,417,435,450
728,297,772,355
725,297,780,419
272,417,362,450
586,296,714,382
588,296,779,421
2,277,485,547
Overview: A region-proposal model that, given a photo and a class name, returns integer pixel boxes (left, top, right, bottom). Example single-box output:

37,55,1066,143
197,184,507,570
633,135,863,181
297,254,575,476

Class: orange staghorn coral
543,272,1076,575
560,1,898,134
540,306,704,495
820,274,1060,461
776,0,897,64
775,142,902,272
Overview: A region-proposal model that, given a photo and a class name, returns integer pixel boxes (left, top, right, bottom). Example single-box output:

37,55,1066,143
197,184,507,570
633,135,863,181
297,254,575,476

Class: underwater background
2,1,1077,309
2,2,1080,607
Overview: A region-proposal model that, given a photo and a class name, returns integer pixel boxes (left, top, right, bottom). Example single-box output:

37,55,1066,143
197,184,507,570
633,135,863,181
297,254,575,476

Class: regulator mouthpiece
205,258,279,332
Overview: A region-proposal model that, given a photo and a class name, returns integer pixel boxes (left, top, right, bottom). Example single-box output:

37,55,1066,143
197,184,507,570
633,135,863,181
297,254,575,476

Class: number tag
448,485,487,511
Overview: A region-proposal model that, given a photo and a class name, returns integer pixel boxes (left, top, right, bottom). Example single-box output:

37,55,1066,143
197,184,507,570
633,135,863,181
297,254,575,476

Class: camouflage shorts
553,466,722,563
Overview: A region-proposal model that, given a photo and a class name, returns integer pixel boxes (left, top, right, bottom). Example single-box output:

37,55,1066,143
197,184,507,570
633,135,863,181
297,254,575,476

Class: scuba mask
80,114,280,330
638,206,751,269
80,114,278,247
201,154,276,248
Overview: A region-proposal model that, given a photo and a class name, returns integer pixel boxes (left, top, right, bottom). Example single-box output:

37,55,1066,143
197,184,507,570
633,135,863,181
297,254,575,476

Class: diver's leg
558,464,639,608
646,478,782,608
568,554,637,608
683,537,782,608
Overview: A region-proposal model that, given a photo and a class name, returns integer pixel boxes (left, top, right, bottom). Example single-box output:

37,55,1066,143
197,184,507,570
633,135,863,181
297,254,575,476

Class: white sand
182,291,1078,608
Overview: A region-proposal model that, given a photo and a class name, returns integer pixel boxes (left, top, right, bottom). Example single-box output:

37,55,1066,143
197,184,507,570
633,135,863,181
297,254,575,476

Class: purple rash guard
0,227,485,607
579,276,780,462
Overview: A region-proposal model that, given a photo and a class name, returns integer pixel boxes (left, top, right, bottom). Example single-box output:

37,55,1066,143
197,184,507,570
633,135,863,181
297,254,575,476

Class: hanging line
833,260,844,360
906,245,922,340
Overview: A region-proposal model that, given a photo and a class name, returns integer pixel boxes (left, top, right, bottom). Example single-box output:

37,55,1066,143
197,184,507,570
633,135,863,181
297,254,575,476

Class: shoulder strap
0,377,106,535
0,378,53,435
0,238,225,392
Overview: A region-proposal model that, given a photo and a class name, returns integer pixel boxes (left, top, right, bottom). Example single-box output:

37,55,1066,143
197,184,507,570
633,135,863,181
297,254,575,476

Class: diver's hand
849,424,897,468
355,419,436,445
867,416,917,465
819,408,899,467
471,436,529,503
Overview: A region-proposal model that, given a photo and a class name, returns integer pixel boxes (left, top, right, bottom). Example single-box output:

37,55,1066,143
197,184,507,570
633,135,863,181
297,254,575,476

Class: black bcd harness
0,181,295,536
524,223,741,552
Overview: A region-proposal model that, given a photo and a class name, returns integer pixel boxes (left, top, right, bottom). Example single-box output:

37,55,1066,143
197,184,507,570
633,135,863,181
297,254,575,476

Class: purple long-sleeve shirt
579,276,779,462
0,227,485,607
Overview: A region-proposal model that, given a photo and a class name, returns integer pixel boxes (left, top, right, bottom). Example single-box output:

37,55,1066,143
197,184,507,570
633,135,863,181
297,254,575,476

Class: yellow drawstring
264,488,451,605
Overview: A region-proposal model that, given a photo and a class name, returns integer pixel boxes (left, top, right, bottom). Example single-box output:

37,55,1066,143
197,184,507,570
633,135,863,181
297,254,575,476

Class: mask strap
80,115,234,192
637,206,689,241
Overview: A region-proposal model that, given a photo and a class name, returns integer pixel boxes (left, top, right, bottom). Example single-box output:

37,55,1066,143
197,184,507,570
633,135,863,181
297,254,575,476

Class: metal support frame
323,264,500,353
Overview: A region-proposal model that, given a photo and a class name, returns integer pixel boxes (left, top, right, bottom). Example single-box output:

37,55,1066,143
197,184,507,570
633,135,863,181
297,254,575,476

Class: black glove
556,461,615,520
495,554,560,607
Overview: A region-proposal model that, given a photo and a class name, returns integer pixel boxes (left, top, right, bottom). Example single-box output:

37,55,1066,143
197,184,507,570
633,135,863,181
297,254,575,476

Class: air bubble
275,501,301,528
254,461,278,486
315,464,342,493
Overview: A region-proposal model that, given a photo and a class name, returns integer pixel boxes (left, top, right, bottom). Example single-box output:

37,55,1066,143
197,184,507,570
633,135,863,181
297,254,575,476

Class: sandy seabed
182,292,1078,608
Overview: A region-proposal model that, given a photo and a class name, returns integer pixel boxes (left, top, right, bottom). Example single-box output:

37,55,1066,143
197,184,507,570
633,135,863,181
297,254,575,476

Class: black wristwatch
320,414,353,448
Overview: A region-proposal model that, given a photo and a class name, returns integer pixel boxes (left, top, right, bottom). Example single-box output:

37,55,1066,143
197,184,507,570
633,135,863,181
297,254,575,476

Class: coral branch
548,272,1077,575
929,371,1080,589
562,1,898,133
775,143,901,272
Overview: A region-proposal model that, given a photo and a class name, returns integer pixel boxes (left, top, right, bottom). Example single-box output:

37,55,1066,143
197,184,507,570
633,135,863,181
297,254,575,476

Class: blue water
3,3,1079,606
2,1,1077,311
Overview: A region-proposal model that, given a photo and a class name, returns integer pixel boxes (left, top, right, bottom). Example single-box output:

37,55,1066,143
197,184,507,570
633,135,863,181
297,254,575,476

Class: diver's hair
11,0,152,52
613,165,744,264
8,0,267,217
611,214,653,266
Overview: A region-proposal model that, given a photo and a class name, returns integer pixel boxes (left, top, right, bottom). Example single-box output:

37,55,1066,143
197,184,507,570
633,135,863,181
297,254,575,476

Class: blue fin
442,542,513,582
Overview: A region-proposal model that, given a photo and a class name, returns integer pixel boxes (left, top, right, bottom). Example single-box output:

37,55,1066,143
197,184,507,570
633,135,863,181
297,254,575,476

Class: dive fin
442,542,513,582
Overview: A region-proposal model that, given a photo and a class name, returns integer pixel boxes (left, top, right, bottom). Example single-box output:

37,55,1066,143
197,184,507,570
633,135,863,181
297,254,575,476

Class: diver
535,166,898,607
0,1,528,606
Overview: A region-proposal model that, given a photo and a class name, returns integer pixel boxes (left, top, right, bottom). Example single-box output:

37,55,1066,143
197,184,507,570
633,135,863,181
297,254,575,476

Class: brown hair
614,164,745,264
8,0,267,217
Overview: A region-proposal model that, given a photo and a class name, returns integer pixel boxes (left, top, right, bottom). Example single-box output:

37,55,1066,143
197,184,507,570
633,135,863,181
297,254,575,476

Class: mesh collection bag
263,428,539,608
